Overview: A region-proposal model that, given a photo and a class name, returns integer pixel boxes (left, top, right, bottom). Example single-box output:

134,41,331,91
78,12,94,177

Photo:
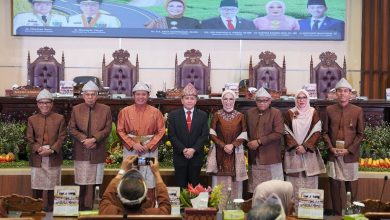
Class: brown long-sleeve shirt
99,178,171,215
246,107,284,165
323,103,365,163
26,112,66,167
68,102,112,164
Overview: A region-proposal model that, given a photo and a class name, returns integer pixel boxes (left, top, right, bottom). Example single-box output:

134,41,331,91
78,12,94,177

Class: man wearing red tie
201,0,255,30
168,83,209,188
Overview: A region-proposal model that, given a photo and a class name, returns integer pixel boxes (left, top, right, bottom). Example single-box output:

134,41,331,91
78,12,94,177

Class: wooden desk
0,97,389,126
0,168,389,210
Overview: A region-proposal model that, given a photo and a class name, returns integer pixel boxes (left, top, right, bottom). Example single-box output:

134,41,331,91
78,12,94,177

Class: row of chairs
27,47,346,99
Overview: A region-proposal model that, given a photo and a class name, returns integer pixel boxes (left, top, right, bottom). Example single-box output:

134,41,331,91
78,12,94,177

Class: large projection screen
12,0,345,40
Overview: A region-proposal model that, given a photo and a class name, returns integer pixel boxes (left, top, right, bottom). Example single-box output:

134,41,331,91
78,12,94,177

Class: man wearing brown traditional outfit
323,78,364,216
69,81,112,210
99,155,171,215
117,81,165,206
26,89,66,211
246,87,284,193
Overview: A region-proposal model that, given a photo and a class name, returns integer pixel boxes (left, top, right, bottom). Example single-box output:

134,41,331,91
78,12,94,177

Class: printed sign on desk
167,187,181,215
303,84,318,99
297,188,324,219
59,80,75,97
53,185,80,216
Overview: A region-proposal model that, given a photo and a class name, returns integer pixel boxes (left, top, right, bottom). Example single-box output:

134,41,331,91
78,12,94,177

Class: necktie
227,19,234,30
41,15,47,23
186,111,192,132
87,17,93,24
312,20,320,31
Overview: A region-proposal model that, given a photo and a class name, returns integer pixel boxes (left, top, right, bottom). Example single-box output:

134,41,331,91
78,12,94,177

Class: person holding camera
99,155,171,215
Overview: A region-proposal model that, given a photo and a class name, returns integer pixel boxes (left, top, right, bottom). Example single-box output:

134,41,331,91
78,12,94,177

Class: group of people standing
26,77,364,216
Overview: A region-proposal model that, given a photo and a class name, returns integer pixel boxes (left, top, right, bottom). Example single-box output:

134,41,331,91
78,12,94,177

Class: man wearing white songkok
284,89,326,212
208,89,248,203
246,87,284,194
69,81,112,210
117,81,165,206
27,89,66,211
323,78,364,215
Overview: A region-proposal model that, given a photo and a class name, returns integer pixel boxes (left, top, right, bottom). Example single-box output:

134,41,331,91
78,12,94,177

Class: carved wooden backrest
310,51,346,99
249,51,286,92
175,49,211,95
27,46,65,93
0,194,43,213
102,49,139,97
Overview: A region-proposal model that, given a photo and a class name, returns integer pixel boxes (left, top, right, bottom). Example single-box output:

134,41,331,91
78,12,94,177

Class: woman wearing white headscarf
208,90,248,203
253,0,299,30
283,89,325,212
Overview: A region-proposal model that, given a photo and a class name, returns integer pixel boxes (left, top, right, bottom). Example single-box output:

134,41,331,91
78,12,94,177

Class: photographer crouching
99,155,171,215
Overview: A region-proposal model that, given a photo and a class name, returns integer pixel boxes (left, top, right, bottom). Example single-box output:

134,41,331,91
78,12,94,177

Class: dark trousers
329,178,358,216
79,185,97,211
174,164,202,188
32,189,54,212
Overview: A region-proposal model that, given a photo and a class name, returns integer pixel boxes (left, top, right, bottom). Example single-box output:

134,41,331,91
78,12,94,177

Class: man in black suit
201,0,255,30
299,0,345,34
168,83,209,188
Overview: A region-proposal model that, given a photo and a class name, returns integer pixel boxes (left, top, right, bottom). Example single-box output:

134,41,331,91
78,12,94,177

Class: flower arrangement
179,183,223,208
359,122,390,171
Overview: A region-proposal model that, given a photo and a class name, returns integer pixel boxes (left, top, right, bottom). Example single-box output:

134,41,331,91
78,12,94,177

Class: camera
134,157,155,166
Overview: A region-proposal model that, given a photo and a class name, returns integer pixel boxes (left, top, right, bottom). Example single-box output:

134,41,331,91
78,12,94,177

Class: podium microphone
379,175,388,202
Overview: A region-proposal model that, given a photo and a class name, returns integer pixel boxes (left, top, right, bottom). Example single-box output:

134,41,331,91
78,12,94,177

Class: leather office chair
175,49,211,95
102,49,139,97
310,51,346,99
27,46,65,93
248,51,286,93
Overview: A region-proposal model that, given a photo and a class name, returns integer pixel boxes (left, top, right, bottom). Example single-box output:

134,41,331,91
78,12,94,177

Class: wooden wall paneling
361,0,390,98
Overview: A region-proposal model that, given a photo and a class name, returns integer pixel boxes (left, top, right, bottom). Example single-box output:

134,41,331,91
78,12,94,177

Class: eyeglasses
256,99,270,103
38,101,52,105
296,96,308,100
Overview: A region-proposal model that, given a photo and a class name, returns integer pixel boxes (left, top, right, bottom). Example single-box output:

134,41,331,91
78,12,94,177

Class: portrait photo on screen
12,0,345,40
